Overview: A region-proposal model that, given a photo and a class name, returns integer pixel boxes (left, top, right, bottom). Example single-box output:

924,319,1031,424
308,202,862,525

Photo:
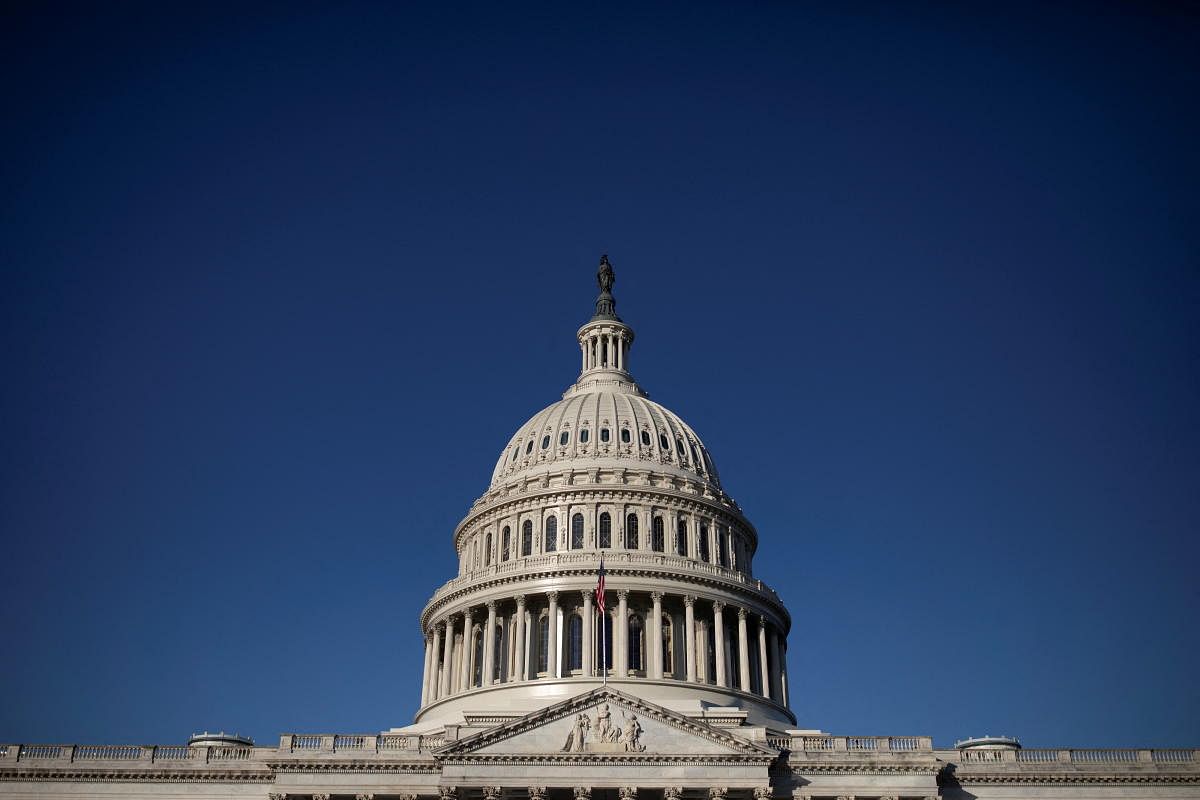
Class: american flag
595,556,606,614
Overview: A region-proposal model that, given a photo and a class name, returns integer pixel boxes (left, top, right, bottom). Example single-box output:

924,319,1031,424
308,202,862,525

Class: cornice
439,753,774,766
420,563,789,633
0,767,271,783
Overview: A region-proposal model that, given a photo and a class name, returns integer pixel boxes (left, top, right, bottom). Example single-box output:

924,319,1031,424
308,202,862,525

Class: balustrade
74,745,141,760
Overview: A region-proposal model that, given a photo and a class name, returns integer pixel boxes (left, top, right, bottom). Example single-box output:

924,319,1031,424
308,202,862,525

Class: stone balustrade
0,744,259,764
427,550,784,608
770,736,935,753
947,747,1198,765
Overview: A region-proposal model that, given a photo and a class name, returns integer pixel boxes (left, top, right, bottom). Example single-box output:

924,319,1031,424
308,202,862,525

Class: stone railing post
833,737,848,752
140,745,155,762
1002,749,1017,762
876,737,890,752
0,746,17,764
279,734,293,751
1137,750,1153,762
320,735,335,752
363,735,378,752
1058,749,1072,763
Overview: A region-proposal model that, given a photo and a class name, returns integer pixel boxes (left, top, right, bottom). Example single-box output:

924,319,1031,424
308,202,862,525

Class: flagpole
601,598,607,686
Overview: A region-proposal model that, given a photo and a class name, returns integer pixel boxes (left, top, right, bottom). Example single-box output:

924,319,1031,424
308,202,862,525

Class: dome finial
591,254,621,322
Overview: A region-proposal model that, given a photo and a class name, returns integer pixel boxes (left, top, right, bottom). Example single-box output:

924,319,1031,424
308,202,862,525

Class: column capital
619,789,638,800
528,789,547,800
439,788,457,800
463,607,474,621
574,788,592,800
515,594,526,608
759,614,768,628
486,600,496,612
713,600,726,612
650,591,663,603
709,789,728,800
754,788,773,800
683,594,696,608
482,788,503,800
663,789,683,800
434,621,446,634
547,590,559,603
356,794,376,800
617,588,629,600
444,612,460,625
581,590,593,604
737,607,748,620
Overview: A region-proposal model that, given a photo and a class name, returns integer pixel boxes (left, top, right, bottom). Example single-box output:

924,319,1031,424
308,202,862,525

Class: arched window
484,532,492,566
568,613,583,671
537,614,549,675
472,627,484,687
676,437,686,458
641,430,651,446
571,513,584,549
545,516,558,552
541,434,550,450
599,513,611,548
717,526,729,567
661,613,674,677
522,520,533,557
659,433,670,450
596,612,613,671
580,428,590,444
559,431,569,446
600,427,610,443
628,614,644,672
676,519,688,557
698,523,710,562
501,526,511,561
652,517,664,552
526,440,534,454
626,514,639,549
621,428,631,444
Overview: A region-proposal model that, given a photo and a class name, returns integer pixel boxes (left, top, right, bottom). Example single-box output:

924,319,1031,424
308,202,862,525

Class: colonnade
580,327,630,372
420,589,789,710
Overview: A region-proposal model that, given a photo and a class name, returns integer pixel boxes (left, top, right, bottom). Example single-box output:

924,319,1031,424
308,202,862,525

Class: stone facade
2,257,1196,799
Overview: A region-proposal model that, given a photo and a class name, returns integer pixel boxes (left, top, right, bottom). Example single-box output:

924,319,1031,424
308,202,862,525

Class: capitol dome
411,256,792,732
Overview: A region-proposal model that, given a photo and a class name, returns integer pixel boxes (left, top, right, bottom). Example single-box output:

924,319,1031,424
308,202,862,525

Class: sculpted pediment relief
437,687,774,761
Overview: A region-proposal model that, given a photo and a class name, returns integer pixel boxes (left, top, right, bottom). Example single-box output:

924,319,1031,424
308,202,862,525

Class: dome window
559,431,569,446
659,433,670,450
545,516,557,552
641,430,651,446
526,440,534,454
541,435,550,450
676,438,686,457
580,428,590,444
571,513,584,549
620,428,631,444
600,428,610,443
599,512,611,548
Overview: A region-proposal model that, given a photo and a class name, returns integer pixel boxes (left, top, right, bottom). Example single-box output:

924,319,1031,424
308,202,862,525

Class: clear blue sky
2,2,1197,749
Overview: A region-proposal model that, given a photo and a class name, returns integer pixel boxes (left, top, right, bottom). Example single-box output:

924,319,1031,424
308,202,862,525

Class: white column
460,608,474,691
650,591,663,679
514,595,527,681
581,590,594,677
684,595,697,683
547,591,559,678
581,341,587,373
420,633,433,705
758,616,771,700
713,601,727,688
482,601,497,686
616,589,629,678
737,608,751,691
430,623,444,700
779,641,790,708
441,616,456,698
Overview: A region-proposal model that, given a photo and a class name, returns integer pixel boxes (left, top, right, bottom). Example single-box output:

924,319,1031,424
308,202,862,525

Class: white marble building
1,256,1196,799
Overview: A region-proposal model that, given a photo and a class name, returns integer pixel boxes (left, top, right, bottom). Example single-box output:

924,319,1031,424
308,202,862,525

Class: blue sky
1,2,1197,748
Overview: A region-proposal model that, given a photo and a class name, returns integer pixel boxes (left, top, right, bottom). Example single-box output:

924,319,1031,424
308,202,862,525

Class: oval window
559,431,569,446
580,428,590,444
526,440,534,454
641,430,651,446
676,438,685,455
542,435,550,450
621,428,631,444
600,428,610,443
659,434,670,450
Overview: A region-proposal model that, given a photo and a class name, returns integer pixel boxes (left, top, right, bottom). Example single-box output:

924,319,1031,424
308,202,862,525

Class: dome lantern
575,254,637,384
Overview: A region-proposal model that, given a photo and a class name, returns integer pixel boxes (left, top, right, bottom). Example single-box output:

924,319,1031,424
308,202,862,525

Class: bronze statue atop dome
598,254,615,293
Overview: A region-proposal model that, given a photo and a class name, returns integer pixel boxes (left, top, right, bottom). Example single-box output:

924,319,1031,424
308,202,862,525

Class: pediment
436,687,775,761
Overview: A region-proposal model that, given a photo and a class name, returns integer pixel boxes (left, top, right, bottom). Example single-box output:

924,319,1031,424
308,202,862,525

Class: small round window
580,428,590,444
559,431,569,446
621,428,631,444
541,435,550,450
600,428,610,443
659,434,670,450
641,430,651,446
